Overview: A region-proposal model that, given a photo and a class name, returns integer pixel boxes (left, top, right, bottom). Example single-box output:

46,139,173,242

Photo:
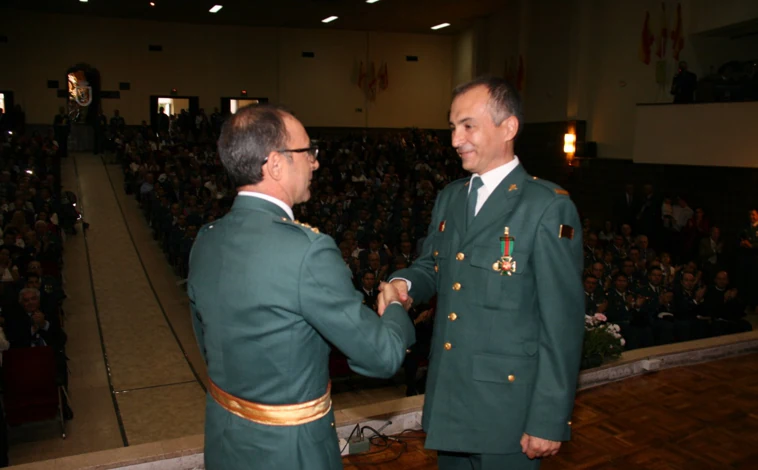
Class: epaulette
527,175,570,197
451,176,470,186
294,219,320,234
197,222,215,236
273,217,322,236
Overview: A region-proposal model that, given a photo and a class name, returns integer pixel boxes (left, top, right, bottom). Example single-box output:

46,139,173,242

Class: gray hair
19,287,40,302
452,75,523,132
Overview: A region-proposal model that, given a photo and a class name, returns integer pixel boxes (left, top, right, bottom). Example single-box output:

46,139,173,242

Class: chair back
2,346,60,426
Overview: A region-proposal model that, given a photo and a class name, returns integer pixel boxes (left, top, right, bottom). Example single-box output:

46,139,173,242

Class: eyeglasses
277,146,319,162
263,147,319,165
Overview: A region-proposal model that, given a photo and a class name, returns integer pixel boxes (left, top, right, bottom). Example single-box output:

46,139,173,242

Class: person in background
671,61,697,103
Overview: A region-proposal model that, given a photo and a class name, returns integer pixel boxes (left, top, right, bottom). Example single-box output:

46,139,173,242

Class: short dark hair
217,104,291,187
452,75,523,132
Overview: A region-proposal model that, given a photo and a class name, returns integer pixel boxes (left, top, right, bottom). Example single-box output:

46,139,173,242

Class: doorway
220,96,268,116
158,97,189,117
149,95,199,138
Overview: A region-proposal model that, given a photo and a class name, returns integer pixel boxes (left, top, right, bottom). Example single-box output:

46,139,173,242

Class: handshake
376,279,413,316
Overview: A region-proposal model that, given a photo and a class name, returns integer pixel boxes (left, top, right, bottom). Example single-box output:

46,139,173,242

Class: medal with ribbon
492,227,516,276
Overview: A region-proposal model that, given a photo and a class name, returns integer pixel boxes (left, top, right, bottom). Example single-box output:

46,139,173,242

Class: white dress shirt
396,157,521,292
468,156,521,215
237,191,294,220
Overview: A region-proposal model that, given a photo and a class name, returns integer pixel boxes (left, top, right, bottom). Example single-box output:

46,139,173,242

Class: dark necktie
466,176,483,228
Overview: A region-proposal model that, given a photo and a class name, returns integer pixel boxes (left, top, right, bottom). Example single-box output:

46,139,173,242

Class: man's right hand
377,280,410,316
32,311,46,328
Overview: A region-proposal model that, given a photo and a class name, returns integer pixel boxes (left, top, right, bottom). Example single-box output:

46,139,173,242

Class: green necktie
466,176,483,228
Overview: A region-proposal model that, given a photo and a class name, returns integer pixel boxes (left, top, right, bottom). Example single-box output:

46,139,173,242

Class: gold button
444,342,452,350
456,252,465,261
567,421,572,426
448,312,457,321
452,282,461,291
406,349,411,354
508,375,515,382
434,250,439,257
331,422,335,427
434,265,439,273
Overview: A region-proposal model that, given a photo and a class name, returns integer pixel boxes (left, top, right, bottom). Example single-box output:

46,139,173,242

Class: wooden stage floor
343,352,758,469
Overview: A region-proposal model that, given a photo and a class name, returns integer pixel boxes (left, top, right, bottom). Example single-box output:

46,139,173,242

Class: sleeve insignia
559,224,575,240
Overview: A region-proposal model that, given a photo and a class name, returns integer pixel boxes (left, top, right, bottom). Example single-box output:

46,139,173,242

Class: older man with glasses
188,103,415,470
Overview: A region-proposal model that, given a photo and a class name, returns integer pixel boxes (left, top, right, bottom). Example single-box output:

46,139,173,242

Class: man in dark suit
380,76,585,469
613,184,637,229
359,270,378,309
188,104,415,470
5,287,66,351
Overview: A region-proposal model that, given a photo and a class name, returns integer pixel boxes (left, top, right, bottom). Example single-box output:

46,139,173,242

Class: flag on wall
357,61,366,90
378,62,389,91
655,2,668,59
516,55,525,92
671,3,685,60
367,62,378,101
639,11,654,65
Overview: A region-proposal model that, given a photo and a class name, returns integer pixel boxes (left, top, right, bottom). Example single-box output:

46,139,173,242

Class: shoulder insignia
294,219,320,234
555,189,570,196
508,184,518,192
559,224,575,240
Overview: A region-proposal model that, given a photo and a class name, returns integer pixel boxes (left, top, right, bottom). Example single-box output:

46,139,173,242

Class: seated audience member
359,270,378,310
698,226,723,281
703,271,752,335
673,272,708,341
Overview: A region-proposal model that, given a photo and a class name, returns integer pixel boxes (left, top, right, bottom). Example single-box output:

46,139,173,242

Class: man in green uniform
188,104,415,470
380,76,585,469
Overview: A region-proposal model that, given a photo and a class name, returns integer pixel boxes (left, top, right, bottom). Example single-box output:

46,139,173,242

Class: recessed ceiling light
209,5,223,13
366,0,380,3
79,0,88,3
149,1,155,5
431,23,450,30
322,16,338,23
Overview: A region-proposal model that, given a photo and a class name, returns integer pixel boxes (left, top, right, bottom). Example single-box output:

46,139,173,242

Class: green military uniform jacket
188,195,415,470
393,163,584,455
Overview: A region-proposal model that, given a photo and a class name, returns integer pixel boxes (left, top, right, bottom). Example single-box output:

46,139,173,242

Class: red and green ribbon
501,228,513,258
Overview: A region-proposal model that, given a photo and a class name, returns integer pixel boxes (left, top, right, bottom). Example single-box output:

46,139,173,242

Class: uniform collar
234,192,294,220
469,156,520,194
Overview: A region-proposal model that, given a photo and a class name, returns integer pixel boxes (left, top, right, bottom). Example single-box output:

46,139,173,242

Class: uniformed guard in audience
380,76,585,469
188,104,415,470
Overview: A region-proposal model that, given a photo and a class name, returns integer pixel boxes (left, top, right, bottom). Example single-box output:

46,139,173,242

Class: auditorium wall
471,0,704,160
0,9,452,129
632,101,758,168
451,29,475,90
689,0,758,33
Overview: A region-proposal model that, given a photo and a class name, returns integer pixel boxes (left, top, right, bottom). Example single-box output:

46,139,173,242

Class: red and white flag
378,62,389,91
357,61,366,90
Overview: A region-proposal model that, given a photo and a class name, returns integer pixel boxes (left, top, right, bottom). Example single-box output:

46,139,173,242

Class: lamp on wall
241,90,247,96
563,132,576,164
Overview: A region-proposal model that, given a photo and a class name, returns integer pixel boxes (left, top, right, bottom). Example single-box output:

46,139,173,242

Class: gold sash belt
208,379,332,426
